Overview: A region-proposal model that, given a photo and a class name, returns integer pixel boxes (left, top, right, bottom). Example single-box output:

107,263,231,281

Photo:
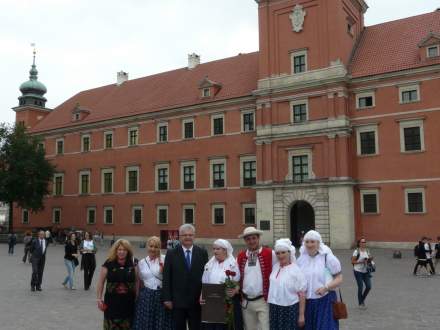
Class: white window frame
360,189,380,214
56,138,64,155
53,173,64,196
399,84,420,104
104,131,113,149
211,113,225,136
22,209,30,224
356,124,379,156
156,205,169,225
157,122,169,143
180,161,196,190
356,91,376,109
126,166,140,193
404,188,426,214
101,168,114,194
210,158,227,189
78,170,91,195
132,205,143,225
182,204,195,225
427,44,439,58
291,49,308,74
211,203,225,225
290,99,309,124
87,207,96,225
399,119,425,153
241,109,255,132
242,203,256,225
286,148,314,181
155,163,170,192
52,208,61,224
240,155,256,187
128,126,139,146
202,88,211,98
103,206,114,225
81,134,91,152
182,118,195,139
74,113,80,121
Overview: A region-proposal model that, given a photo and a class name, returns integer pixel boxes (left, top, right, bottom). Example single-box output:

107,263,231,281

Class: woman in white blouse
268,238,306,330
297,230,343,330
201,239,242,330
133,236,173,330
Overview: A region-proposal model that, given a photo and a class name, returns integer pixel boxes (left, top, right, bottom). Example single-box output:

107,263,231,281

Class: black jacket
162,245,209,309
29,238,48,260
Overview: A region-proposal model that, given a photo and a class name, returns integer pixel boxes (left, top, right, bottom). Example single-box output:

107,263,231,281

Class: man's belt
242,293,263,301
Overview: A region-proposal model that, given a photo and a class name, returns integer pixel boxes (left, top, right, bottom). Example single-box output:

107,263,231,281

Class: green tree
0,123,55,233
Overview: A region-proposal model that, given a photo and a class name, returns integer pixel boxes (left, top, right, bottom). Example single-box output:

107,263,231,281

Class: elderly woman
297,230,343,330
268,239,306,330
96,239,137,330
133,236,173,330
201,239,242,330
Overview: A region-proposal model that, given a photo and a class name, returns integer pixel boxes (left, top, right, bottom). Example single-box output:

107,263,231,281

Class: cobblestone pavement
0,243,439,330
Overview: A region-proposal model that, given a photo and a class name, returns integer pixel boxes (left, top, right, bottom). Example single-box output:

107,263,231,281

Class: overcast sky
1,0,438,124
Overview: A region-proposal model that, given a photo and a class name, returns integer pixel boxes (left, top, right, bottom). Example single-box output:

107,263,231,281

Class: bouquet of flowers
225,270,238,330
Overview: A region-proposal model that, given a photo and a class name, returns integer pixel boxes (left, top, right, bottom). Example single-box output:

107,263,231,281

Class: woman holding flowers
268,239,307,330
201,239,243,330
133,236,173,330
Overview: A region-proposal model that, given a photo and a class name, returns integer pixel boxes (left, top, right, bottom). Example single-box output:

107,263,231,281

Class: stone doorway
290,200,315,247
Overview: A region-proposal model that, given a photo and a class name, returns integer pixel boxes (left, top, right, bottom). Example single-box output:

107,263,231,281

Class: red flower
225,270,236,277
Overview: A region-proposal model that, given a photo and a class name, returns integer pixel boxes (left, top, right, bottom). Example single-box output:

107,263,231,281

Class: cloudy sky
1,0,438,124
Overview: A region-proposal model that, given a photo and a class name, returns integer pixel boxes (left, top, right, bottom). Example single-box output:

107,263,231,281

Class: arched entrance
290,201,315,247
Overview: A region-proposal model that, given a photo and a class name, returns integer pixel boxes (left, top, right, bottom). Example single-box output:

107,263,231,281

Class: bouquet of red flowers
225,270,238,330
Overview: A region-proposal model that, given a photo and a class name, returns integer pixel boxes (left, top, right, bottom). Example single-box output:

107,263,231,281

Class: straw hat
239,226,264,239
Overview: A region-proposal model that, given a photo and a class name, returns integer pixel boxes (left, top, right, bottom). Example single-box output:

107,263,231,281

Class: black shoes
31,286,35,292
36,287,42,291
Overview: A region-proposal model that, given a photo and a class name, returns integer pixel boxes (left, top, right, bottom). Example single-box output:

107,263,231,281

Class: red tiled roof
350,10,440,78
31,52,259,133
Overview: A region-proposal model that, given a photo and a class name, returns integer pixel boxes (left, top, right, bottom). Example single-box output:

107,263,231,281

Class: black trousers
31,255,46,288
82,254,96,290
173,305,201,330
23,247,31,263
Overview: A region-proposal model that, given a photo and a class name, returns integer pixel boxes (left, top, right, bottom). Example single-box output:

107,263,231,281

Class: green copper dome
19,64,47,95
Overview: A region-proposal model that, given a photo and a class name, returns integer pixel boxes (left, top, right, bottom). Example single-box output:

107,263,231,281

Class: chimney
188,53,201,69
117,71,128,85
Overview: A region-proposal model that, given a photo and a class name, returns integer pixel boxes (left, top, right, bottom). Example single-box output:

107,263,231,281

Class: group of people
95,225,344,330
413,236,440,275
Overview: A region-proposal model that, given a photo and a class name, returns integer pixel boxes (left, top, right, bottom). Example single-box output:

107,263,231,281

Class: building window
79,171,90,195
183,165,195,190
356,125,379,156
399,85,420,104
157,205,168,224
399,120,424,153
74,113,80,121
405,188,426,214
292,155,309,183
22,209,29,224
243,204,256,225
212,204,225,225
126,167,139,193
53,174,64,196
183,205,195,224
87,207,96,225
38,142,45,151
81,135,90,152
183,119,194,139
291,50,307,74
104,131,113,149
52,208,61,224
243,160,256,187
158,123,168,143
202,88,211,98
56,139,64,155
132,206,143,225
360,190,379,214
242,111,255,132
291,100,308,123
212,114,224,136
101,169,114,194
356,92,375,109
156,165,169,191
128,127,139,146
104,207,114,224
427,45,439,58
211,160,226,188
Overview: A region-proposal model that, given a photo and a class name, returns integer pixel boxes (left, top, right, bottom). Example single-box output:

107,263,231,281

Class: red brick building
13,1,440,248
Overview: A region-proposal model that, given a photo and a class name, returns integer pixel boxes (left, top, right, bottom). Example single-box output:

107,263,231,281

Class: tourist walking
425,238,436,274
237,226,276,330
22,231,33,263
413,238,429,275
96,239,137,330
297,230,343,330
133,236,173,330
351,238,373,308
163,224,209,330
80,231,97,290
7,232,17,255
201,239,242,330
268,238,306,330
29,230,48,291
435,236,440,267
63,232,79,290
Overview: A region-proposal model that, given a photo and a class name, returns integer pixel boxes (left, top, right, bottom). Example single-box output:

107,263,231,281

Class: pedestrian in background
22,231,33,263
7,232,17,255
351,238,373,308
80,231,97,290
30,230,48,291
434,236,440,267
425,238,435,275
413,237,429,275
62,232,79,290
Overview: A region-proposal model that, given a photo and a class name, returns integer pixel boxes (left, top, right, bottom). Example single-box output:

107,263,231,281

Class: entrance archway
290,201,315,247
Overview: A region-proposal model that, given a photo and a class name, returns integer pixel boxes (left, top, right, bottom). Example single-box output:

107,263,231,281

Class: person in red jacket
237,227,276,330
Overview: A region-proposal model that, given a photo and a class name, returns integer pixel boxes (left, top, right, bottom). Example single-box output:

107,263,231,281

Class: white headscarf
205,239,235,269
274,238,296,263
299,230,333,256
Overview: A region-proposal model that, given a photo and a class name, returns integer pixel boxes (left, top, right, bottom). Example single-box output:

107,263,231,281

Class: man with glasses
237,227,276,330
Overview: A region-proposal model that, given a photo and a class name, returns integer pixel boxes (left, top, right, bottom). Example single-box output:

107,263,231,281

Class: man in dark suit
163,224,209,330
29,230,48,291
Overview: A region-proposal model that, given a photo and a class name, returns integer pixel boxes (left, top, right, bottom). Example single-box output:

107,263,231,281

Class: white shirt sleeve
272,250,277,267
326,254,342,275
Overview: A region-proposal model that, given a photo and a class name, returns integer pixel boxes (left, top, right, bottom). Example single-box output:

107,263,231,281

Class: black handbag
73,257,79,267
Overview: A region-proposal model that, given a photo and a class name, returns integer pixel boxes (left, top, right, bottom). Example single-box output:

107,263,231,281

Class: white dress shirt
39,238,46,254
182,245,193,266
202,257,240,284
297,252,341,300
268,263,307,306
138,255,165,290
82,240,94,252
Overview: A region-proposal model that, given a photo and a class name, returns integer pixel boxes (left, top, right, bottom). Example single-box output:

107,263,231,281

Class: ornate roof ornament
289,4,306,33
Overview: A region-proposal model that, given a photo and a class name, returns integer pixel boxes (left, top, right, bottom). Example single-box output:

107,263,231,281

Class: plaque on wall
260,220,271,231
